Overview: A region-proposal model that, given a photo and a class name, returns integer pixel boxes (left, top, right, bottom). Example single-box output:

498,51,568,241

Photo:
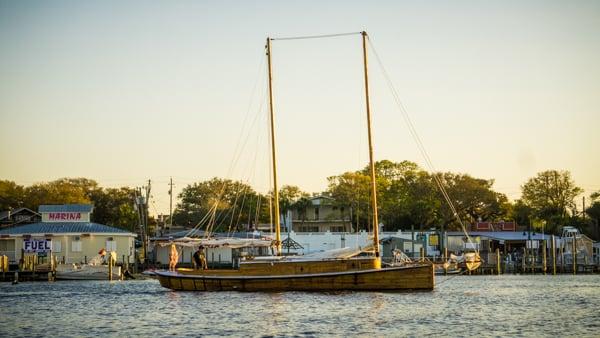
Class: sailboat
155,32,434,291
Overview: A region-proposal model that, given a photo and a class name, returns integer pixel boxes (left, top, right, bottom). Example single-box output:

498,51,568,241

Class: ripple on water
1,276,599,337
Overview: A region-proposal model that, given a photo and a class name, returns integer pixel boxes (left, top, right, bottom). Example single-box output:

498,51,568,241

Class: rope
182,51,268,239
366,36,478,252
436,269,468,286
270,31,361,41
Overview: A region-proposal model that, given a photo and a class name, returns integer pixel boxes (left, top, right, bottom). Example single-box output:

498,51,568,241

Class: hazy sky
1,1,599,215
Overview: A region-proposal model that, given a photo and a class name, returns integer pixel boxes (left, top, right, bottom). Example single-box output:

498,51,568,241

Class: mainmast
266,37,282,255
361,31,380,259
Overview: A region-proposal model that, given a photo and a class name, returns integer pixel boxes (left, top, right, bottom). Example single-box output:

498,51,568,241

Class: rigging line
270,31,362,41
189,59,268,239
224,123,264,236
435,269,468,286
366,36,476,248
254,194,262,231
185,202,217,238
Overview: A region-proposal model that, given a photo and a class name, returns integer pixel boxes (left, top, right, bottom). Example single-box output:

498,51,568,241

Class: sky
1,1,599,216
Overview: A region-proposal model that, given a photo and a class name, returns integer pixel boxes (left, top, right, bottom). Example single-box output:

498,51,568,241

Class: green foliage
89,187,138,231
0,180,26,210
23,178,93,209
0,178,137,231
435,173,509,230
292,196,312,224
327,171,371,231
510,200,533,228
327,160,510,231
278,185,308,230
521,170,582,233
173,178,270,232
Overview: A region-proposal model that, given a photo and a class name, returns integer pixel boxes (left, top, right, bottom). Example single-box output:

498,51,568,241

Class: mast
361,31,380,258
266,37,282,255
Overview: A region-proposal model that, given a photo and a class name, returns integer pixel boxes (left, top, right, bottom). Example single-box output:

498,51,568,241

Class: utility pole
144,180,151,263
133,188,145,266
582,196,586,222
168,177,174,230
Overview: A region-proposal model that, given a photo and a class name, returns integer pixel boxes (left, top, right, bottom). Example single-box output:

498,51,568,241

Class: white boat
56,264,121,280
55,252,121,280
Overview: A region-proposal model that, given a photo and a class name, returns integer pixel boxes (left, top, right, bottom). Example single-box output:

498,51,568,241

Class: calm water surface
1,275,599,337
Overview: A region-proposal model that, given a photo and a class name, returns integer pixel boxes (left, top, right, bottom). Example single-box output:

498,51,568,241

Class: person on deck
168,244,179,272
99,248,107,264
193,246,208,270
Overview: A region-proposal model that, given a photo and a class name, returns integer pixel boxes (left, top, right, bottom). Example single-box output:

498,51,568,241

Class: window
106,240,117,252
53,239,62,253
72,237,82,252
314,207,319,220
0,239,15,252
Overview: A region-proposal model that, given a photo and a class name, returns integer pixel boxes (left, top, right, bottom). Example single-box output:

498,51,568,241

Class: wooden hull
155,263,434,292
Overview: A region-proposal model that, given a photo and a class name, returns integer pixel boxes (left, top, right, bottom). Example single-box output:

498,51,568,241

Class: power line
270,31,361,41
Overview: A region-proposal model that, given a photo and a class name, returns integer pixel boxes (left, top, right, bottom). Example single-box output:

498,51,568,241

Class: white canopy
158,237,273,249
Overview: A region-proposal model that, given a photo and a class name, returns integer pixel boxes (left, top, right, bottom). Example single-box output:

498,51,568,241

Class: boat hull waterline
156,264,434,292
55,266,121,280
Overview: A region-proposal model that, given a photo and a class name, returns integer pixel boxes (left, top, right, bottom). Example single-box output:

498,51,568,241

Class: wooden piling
32,256,36,280
560,241,565,273
420,247,424,262
551,235,556,275
573,236,577,275
524,244,528,273
108,256,113,281
542,239,547,275
496,248,501,275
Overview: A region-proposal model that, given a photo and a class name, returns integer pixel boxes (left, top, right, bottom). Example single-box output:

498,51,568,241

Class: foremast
361,31,380,261
266,37,282,255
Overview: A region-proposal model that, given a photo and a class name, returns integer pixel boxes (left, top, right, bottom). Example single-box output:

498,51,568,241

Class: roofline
0,232,137,238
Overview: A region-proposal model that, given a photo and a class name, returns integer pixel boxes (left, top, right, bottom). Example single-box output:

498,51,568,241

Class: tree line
1,160,598,239
0,178,139,232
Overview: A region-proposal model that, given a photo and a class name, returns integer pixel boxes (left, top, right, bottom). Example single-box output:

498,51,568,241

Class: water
1,275,599,337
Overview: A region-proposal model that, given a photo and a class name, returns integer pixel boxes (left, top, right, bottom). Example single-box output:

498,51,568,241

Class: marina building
0,204,136,264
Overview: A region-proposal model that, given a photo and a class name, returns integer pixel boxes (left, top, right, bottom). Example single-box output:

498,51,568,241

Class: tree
278,185,308,232
585,191,600,240
328,171,371,231
328,160,510,232
23,178,93,210
173,178,269,233
0,180,25,210
89,187,138,231
292,196,312,228
509,199,533,228
435,173,509,230
521,170,582,233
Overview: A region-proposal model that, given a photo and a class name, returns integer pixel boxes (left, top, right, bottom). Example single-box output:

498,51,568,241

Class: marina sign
23,239,52,253
42,211,90,222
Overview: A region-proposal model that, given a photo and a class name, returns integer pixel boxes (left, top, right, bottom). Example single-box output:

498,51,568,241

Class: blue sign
23,239,52,253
